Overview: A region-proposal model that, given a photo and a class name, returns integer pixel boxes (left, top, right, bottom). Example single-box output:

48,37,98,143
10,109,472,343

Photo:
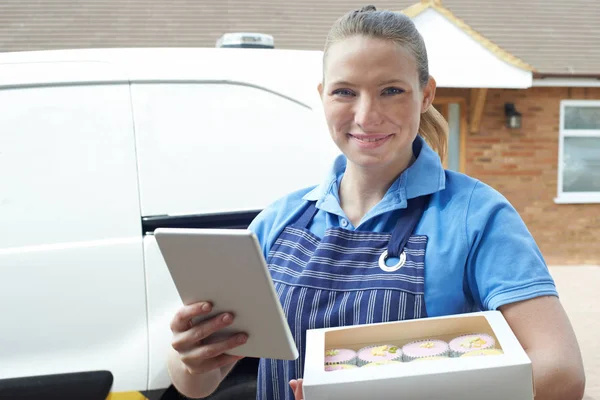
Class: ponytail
418,105,448,163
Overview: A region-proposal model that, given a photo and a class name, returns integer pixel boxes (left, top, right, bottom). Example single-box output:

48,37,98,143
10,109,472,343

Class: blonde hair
323,5,448,162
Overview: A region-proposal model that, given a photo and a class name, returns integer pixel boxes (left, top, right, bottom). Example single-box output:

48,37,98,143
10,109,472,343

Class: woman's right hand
170,301,248,375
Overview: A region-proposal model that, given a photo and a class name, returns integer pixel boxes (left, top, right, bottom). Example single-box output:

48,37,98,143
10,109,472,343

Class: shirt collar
303,135,446,217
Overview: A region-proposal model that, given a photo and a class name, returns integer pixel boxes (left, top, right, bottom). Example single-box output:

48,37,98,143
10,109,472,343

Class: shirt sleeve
465,181,558,311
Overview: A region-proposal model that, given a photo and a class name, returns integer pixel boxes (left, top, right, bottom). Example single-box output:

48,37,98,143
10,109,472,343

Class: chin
345,151,397,169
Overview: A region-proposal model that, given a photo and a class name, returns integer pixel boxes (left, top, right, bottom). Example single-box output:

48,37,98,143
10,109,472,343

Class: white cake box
302,311,534,400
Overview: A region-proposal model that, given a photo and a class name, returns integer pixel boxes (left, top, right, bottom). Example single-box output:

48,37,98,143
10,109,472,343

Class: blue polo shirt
249,136,557,317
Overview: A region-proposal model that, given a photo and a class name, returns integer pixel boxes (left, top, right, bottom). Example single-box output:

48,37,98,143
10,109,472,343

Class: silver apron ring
378,250,406,272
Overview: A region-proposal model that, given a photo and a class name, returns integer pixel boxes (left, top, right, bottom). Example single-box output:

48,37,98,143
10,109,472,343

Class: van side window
130,82,337,219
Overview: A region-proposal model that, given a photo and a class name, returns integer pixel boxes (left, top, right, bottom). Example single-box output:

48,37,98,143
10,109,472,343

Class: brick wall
462,87,600,266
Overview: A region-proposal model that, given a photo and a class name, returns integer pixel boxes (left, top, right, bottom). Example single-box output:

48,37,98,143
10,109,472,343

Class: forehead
324,35,418,85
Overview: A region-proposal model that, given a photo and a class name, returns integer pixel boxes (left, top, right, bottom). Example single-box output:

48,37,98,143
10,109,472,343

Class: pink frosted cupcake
324,364,358,371
324,348,357,366
401,339,449,361
356,344,402,367
449,334,495,357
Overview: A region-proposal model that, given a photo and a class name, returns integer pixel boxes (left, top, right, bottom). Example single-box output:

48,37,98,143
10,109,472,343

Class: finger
172,312,235,352
294,379,304,400
180,332,248,365
170,302,212,333
184,353,243,375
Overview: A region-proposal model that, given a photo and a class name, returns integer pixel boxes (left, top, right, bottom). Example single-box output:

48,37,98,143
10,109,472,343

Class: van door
0,75,148,393
130,80,338,391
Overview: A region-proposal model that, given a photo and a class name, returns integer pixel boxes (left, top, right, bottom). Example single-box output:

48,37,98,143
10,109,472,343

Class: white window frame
555,100,600,204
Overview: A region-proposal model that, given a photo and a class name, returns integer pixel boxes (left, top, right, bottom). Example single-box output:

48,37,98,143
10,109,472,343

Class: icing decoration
371,345,389,356
460,337,487,349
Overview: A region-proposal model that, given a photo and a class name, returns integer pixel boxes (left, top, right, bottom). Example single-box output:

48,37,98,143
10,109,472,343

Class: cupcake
324,363,358,371
324,348,357,366
362,360,402,367
411,356,449,362
356,344,402,366
401,339,449,361
461,349,504,358
449,334,496,357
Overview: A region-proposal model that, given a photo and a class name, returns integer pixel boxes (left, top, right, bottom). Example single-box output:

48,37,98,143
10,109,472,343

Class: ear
317,82,324,99
421,76,437,113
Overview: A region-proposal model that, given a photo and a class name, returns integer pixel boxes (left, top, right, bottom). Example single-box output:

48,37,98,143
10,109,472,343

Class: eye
382,87,405,96
331,88,355,97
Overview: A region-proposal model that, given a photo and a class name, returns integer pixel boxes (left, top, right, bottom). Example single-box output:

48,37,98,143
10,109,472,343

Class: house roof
405,4,533,88
402,1,535,72
439,0,600,77
0,0,598,76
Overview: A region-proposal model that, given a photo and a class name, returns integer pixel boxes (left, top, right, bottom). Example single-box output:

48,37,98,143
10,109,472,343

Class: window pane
563,137,600,192
131,83,338,215
564,106,600,130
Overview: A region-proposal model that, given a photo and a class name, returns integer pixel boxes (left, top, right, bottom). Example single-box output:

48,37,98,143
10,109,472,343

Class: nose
354,95,384,129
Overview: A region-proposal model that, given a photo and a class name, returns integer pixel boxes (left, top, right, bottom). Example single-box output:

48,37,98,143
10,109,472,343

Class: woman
167,5,586,400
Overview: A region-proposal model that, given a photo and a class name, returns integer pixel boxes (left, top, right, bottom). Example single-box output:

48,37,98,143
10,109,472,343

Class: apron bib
256,195,430,400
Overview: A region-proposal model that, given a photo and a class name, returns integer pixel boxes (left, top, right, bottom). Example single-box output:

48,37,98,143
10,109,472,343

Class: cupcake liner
448,334,495,357
401,339,449,362
356,344,403,367
324,355,358,366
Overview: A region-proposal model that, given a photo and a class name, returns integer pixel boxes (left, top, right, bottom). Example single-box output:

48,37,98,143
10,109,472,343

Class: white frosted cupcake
449,334,496,357
401,339,449,361
356,344,403,367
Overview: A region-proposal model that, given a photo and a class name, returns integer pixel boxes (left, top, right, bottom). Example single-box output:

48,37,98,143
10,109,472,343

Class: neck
339,153,415,227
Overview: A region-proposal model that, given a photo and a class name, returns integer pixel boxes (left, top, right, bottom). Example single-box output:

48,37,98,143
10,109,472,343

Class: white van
0,47,338,399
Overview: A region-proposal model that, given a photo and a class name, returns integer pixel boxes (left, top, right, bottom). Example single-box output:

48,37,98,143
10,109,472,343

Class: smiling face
319,35,436,172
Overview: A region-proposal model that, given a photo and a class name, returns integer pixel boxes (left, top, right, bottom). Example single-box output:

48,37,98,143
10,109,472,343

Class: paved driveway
550,266,600,399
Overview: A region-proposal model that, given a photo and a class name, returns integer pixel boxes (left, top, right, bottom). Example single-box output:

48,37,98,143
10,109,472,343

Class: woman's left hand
289,378,304,400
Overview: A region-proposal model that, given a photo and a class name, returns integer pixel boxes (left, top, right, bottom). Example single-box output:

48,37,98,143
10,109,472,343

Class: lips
348,134,392,142
347,133,393,149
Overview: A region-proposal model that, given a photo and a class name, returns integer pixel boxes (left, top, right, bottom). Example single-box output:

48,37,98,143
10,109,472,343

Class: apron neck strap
387,195,430,257
294,202,320,229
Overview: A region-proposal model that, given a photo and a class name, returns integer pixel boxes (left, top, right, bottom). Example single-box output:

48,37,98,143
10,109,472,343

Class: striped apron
256,195,430,400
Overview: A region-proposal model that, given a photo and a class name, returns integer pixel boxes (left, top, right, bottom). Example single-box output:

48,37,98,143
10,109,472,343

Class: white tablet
154,227,299,361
